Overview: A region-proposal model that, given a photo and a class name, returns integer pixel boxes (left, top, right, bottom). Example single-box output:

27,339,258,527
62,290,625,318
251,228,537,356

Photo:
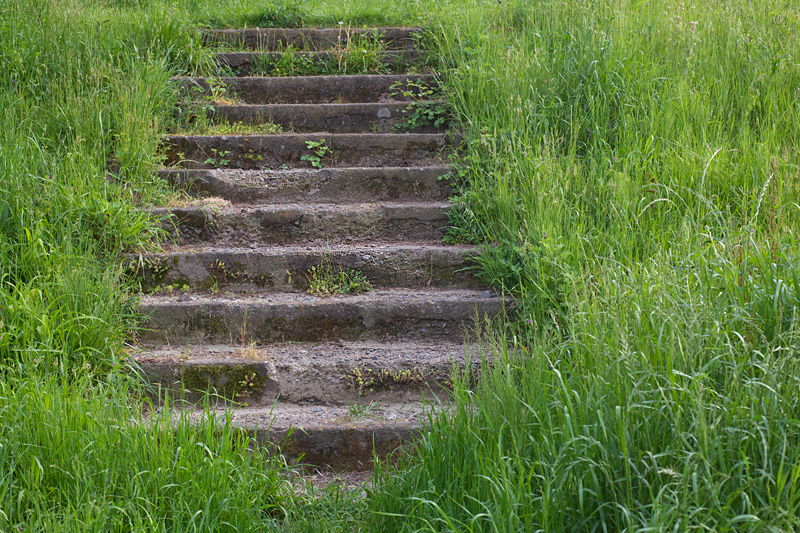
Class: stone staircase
131,26,505,472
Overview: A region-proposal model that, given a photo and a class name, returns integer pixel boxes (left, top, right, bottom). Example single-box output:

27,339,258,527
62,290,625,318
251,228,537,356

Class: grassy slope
2,0,799,530
368,1,800,531
0,0,289,530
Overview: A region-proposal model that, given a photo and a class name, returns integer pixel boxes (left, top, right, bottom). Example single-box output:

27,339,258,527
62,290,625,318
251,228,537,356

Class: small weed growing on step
301,139,331,169
182,121,283,136
205,77,234,104
169,77,237,134
237,372,260,397
306,259,372,296
346,401,380,421
346,366,426,396
248,33,399,77
390,79,451,132
147,283,190,295
203,148,232,167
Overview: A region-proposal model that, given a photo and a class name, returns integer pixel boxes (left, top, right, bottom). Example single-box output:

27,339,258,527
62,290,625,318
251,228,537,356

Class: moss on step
181,363,267,400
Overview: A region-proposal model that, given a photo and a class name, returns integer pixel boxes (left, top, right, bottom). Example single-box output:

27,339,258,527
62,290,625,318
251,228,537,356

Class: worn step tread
176,400,436,469
207,101,445,133
157,166,452,203
177,75,437,105
130,242,479,292
131,340,468,405
139,288,507,344
163,133,452,170
202,27,421,51
154,202,451,246
140,287,500,305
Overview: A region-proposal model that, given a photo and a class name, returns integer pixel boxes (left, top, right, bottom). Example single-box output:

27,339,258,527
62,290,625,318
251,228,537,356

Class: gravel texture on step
157,167,452,203
127,243,478,292
138,288,507,344
209,101,445,133
129,243,480,293
152,202,451,245
201,27,420,51
163,133,452,169
131,341,470,405
176,75,437,104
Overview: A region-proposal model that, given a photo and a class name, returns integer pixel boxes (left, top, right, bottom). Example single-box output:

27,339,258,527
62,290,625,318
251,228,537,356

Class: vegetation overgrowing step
138,288,506,344
181,402,430,470
178,74,437,104
163,133,452,169
207,102,446,133
201,27,420,51
153,202,450,245
131,341,467,405
216,50,421,76
130,243,480,293
158,167,452,203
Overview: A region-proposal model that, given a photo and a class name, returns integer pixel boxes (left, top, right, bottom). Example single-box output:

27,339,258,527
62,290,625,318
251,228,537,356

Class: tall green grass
0,0,291,529
0,376,288,530
3,0,800,529
364,0,800,530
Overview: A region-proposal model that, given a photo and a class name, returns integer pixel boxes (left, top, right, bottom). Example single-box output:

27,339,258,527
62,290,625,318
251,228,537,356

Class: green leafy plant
390,79,451,132
203,148,231,167
300,139,332,169
346,401,380,421
345,366,426,396
306,258,372,296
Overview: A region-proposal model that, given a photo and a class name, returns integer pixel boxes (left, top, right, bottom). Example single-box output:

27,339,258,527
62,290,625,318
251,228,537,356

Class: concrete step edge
130,341,472,406
127,243,480,292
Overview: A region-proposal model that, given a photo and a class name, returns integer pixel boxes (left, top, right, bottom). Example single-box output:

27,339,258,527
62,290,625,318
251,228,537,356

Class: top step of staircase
201,27,421,51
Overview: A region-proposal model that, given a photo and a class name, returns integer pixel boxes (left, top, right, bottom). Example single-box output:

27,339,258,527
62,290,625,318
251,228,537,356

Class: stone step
129,243,480,293
130,341,468,406
157,167,452,204
178,75,436,105
207,101,445,133
201,27,420,51
138,288,506,345
163,133,451,170
153,202,450,245
217,50,421,76
174,401,433,470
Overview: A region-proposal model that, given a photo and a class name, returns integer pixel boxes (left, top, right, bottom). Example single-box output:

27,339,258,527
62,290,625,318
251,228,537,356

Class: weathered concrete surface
152,203,450,245
138,289,507,344
138,27,507,474
129,243,480,292
163,133,452,169
177,75,436,105
157,167,452,204
201,27,420,51
209,101,445,133
232,402,429,470
131,341,470,405
217,50,421,75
